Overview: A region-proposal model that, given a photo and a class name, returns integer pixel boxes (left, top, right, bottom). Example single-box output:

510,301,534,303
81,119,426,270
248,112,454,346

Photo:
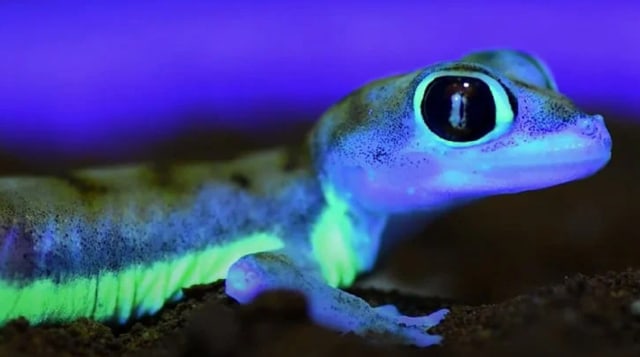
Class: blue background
1,1,637,162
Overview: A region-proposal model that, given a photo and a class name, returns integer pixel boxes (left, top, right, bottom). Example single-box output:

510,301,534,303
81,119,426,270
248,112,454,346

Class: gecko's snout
474,112,612,195
569,114,612,163
577,115,600,137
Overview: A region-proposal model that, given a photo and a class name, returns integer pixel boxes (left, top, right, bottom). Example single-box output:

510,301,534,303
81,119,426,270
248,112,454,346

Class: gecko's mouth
488,145,612,194
437,129,613,196
509,155,609,178
504,147,611,172
489,117,612,181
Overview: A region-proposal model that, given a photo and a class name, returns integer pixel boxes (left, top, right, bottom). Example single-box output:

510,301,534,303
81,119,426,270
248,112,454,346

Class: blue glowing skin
0,50,611,347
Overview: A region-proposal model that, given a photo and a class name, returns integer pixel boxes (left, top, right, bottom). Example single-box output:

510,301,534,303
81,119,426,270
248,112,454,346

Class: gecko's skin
0,50,611,347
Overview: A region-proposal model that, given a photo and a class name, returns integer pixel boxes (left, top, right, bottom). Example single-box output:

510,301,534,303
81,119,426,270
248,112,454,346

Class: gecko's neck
239,146,389,287
308,182,389,287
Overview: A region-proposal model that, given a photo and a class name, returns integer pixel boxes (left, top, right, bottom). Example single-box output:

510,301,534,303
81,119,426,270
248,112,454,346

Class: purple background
0,1,637,161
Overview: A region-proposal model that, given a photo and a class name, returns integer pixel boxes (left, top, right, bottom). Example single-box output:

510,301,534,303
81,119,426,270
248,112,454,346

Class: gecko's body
0,50,611,347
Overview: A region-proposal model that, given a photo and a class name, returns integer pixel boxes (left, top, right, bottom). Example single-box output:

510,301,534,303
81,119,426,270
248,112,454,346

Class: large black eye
421,76,497,142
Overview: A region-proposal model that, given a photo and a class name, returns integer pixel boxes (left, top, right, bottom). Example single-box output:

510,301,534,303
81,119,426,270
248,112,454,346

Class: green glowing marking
310,185,360,288
0,233,283,325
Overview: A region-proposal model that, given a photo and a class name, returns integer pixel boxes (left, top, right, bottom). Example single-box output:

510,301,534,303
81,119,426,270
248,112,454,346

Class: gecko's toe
405,329,444,347
226,255,268,304
398,308,449,329
369,307,448,347
397,309,448,347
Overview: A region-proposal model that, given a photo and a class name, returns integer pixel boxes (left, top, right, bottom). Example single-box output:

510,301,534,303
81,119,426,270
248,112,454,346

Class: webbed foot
225,251,447,347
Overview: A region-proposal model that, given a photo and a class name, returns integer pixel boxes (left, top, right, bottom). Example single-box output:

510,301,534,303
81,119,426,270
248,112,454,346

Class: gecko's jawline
507,155,610,173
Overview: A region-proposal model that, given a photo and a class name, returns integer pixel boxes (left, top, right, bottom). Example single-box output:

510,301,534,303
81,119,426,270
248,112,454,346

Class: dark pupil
421,76,496,142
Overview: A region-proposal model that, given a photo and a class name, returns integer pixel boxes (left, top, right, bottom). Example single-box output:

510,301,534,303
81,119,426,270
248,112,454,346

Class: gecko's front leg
225,250,447,347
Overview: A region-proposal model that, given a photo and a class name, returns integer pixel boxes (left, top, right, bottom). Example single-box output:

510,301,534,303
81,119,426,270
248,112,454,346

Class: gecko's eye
414,71,516,146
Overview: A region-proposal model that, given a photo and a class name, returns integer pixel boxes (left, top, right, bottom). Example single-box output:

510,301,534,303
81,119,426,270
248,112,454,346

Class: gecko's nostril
577,116,598,137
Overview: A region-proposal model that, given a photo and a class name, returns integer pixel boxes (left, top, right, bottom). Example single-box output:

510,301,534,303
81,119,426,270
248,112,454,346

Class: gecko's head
310,50,612,213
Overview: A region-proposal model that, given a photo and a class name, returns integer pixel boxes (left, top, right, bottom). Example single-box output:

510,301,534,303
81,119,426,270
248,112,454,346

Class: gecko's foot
372,304,448,347
225,251,448,347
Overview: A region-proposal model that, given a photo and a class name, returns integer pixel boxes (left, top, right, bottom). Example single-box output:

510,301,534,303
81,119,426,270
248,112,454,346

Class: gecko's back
0,148,324,324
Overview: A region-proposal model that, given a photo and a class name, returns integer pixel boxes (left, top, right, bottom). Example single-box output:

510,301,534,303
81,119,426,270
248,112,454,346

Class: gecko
0,50,611,347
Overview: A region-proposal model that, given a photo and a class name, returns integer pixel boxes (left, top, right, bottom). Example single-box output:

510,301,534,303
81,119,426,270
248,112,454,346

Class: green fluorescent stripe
0,233,283,325
310,185,360,288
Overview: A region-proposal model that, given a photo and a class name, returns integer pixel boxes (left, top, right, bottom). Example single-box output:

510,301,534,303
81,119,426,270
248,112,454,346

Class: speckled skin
0,150,323,283
0,50,612,347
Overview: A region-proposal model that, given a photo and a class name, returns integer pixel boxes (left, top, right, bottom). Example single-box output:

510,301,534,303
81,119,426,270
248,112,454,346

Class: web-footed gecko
0,50,612,347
